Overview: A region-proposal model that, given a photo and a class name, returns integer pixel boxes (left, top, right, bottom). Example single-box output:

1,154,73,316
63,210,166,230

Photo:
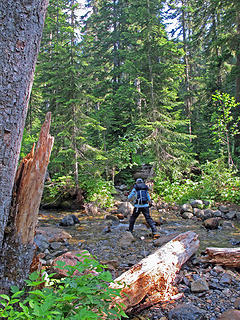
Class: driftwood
110,231,199,313
0,112,54,292
201,247,240,268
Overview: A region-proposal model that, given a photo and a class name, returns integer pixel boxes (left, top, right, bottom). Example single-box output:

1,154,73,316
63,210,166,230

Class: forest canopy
22,0,240,206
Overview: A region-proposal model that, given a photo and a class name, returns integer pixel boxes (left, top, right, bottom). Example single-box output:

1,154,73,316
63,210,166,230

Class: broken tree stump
201,247,240,268
0,112,54,293
110,231,199,313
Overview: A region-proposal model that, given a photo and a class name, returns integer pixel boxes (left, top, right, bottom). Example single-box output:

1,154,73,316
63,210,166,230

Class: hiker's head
136,178,144,184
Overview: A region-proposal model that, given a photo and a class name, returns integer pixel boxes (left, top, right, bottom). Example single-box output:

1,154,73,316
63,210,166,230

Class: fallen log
0,112,54,293
201,247,240,268
110,231,199,313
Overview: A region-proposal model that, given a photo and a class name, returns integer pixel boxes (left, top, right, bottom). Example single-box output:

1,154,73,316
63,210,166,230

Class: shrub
0,253,127,320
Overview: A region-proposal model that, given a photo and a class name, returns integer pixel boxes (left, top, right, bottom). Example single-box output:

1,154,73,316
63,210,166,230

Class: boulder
203,209,213,220
203,217,219,230
226,211,236,220
191,278,209,293
217,310,240,320
168,303,207,320
181,203,193,213
182,211,194,219
34,234,49,252
119,231,135,249
190,200,203,208
59,214,79,226
51,250,94,277
84,202,99,215
218,205,229,213
36,226,72,243
212,210,223,218
117,201,133,217
193,208,205,219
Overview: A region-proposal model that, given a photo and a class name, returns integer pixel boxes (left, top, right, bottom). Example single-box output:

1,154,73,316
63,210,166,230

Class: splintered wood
12,112,54,244
110,231,199,312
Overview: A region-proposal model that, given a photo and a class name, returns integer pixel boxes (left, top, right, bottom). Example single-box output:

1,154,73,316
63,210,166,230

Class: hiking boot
153,233,160,239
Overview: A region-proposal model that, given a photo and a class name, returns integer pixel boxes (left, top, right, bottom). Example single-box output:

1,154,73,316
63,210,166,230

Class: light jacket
128,187,151,208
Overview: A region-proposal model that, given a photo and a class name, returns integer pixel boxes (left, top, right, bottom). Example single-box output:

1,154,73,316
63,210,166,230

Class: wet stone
168,303,207,320
191,279,209,293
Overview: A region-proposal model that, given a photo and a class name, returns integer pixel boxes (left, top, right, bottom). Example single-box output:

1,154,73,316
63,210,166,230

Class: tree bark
0,0,49,249
0,113,54,293
201,247,240,268
110,231,199,313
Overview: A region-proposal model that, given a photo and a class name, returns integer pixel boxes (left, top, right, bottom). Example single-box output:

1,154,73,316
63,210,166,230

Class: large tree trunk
201,247,240,268
110,231,199,313
0,0,49,249
0,113,54,293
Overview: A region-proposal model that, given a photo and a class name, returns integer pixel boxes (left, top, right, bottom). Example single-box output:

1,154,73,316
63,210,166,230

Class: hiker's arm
147,191,152,206
128,188,136,201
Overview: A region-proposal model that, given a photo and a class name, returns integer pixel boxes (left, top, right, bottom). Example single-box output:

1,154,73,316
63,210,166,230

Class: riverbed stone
182,211,194,219
226,211,236,219
117,201,133,217
221,220,235,229
191,279,209,293
119,231,135,249
181,203,193,213
193,208,205,219
234,298,240,309
219,273,232,285
36,226,72,242
212,210,223,218
168,303,207,320
203,209,213,220
34,234,49,252
203,217,219,229
236,212,240,221
217,309,240,320
190,200,204,208
218,205,229,213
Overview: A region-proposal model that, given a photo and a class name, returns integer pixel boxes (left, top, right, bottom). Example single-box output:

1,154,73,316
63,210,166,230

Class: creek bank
35,200,240,320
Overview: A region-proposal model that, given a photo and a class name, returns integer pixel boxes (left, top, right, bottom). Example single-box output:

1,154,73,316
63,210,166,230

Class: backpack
134,183,148,205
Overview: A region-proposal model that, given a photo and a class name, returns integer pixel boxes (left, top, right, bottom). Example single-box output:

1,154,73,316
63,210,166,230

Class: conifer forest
1,1,240,319
20,0,240,206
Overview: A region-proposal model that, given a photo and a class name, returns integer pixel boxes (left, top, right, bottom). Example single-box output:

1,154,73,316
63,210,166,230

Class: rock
50,242,62,250
193,208,205,219
104,214,120,224
218,205,229,213
217,309,240,320
234,298,240,309
191,278,209,292
236,212,240,221
36,226,72,243
117,201,133,217
190,200,204,208
168,303,207,320
34,234,49,252
221,220,235,229
181,203,193,213
219,273,232,285
119,231,135,249
203,200,210,207
203,209,214,220
212,210,223,218
182,211,194,219
51,250,93,277
226,211,236,219
59,214,79,226
203,217,219,229
84,202,99,215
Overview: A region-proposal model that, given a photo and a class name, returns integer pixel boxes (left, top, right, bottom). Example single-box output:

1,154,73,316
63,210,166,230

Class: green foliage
42,176,75,205
0,254,127,320
154,158,240,204
79,175,115,208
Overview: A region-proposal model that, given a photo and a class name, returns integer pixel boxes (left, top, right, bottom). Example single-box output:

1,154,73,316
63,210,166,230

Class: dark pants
129,206,157,233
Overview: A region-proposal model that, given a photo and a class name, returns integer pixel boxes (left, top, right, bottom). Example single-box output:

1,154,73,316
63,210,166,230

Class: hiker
127,178,160,238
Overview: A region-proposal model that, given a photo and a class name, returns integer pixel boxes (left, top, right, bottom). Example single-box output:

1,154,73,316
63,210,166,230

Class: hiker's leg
142,207,157,233
129,207,140,232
